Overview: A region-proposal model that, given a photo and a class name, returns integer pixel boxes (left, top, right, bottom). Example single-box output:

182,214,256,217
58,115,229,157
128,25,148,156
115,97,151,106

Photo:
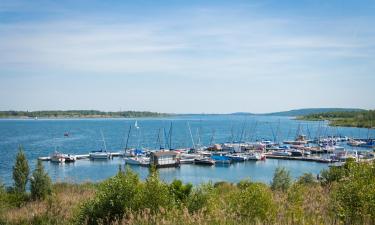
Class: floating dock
38,152,123,161
265,154,333,163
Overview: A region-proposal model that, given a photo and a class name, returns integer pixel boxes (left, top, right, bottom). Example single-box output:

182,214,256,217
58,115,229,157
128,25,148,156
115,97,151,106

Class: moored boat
51,151,65,163
89,150,111,160
272,151,292,156
124,156,150,166
194,157,215,166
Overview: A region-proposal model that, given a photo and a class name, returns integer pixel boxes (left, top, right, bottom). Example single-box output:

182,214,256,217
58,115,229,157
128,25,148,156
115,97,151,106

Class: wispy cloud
0,1,374,112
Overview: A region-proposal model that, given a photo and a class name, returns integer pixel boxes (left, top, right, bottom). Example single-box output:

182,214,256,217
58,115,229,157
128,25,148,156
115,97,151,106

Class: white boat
272,151,292,156
64,154,76,162
89,151,111,160
246,152,265,160
51,151,65,163
229,154,247,162
90,130,111,160
124,156,150,165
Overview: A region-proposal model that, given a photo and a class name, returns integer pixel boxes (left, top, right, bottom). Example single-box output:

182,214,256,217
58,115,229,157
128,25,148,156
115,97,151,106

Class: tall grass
0,161,374,225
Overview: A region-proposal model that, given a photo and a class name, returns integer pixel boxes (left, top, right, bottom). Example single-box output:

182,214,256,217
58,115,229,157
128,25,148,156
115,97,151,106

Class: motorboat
124,156,150,166
89,150,111,160
194,157,215,166
51,151,65,163
229,154,247,162
246,152,265,160
211,155,232,164
272,151,292,156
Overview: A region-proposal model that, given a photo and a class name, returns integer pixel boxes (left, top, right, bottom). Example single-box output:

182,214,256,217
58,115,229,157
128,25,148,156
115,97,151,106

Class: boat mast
187,122,196,150
169,122,173,150
124,125,132,153
100,130,107,151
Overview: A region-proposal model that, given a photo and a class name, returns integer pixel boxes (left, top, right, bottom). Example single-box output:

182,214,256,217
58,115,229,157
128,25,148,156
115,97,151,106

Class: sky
0,0,374,114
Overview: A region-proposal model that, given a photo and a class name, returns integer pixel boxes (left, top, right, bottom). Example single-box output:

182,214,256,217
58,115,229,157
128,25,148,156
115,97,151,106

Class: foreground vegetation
0,110,170,118
298,110,375,128
1,148,374,225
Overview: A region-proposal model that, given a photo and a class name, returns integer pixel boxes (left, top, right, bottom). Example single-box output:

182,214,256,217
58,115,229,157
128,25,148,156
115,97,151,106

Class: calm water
0,115,373,186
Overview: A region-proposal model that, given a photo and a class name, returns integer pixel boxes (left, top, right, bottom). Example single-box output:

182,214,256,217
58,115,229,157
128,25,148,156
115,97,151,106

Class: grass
1,161,374,225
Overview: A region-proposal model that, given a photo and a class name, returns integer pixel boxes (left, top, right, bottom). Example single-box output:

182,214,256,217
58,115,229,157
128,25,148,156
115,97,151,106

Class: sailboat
90,130,111,160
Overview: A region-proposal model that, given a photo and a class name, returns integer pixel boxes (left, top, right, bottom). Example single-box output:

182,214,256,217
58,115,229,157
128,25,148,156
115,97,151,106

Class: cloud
1,5,374,79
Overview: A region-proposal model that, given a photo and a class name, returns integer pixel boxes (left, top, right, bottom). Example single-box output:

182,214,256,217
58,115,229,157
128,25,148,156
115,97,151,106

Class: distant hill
298,110,375,128
0,110,171,118
261,108,365,117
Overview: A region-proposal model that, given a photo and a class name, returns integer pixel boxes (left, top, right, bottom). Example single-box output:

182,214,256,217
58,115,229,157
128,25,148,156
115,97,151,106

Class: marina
0,115,374,186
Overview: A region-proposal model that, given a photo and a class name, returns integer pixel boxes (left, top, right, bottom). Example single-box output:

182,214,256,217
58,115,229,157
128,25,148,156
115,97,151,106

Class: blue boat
211,155,232,164
360,139,375,148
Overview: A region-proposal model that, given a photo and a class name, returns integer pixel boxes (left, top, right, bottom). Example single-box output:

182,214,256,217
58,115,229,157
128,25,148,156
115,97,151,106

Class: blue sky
0,0,374,113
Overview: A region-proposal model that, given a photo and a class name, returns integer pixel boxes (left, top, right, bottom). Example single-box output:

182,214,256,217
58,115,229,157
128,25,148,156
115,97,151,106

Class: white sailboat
90,130,111,160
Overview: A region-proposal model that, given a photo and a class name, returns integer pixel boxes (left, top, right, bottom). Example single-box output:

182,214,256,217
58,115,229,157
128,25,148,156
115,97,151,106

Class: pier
264,154,333,163
38,152,123,161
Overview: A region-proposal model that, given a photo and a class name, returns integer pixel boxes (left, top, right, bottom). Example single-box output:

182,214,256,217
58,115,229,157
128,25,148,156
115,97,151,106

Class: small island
0,110,171,119
298,110,375,128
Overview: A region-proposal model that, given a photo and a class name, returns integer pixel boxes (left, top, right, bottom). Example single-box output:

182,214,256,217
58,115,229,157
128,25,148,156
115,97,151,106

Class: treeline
298,110,375,128
0,110,170,118
1,147,374,224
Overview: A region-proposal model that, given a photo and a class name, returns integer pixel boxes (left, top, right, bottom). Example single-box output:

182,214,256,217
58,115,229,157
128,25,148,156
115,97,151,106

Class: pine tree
12,145,29,193
30,160,52,200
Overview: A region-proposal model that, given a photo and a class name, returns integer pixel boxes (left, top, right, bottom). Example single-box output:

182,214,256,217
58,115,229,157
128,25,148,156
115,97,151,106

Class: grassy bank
297,110,375,128
1,160,374,225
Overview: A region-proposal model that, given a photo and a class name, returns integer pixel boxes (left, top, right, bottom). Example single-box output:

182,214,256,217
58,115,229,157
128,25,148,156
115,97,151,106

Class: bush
271,167,291,191
140,168,174,212
30,160,52,200
186,183,215,214
330,162,375,224
286,183,305,223
229,182,276,223
12,146,30,193
77,167,142,224
297,173,317,186
169,179,192,204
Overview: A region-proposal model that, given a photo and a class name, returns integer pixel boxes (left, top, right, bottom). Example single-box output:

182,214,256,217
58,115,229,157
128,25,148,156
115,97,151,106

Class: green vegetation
12,146,29,194
263,108,364,117
30,160,52,201
1,150,375,224
271,167,292,192
298,110,375,128
0,110,171,118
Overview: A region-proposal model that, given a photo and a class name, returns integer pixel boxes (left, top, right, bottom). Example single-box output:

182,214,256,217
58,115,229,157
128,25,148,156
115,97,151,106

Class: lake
0,115,373,186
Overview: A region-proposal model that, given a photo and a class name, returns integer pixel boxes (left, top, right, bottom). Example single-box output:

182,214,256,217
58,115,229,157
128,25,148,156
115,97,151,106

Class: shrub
77,167,142,225
330,162,375,224
140,167,174,212
186,183,215,214
286,183,305,223
230,182,276,223
271,167,291,191
297,173,317,186
30,160,52,200
169,179,192,204
12,146,30,193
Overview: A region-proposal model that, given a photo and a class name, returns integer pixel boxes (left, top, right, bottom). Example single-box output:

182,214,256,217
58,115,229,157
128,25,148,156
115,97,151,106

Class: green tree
229,183,276,223
141,166,174,212
30,160,52,200
286,183,305,223
297,173,317,186
271,167,291,191
12,146,29,193
169,179,192,204
77,167,142,225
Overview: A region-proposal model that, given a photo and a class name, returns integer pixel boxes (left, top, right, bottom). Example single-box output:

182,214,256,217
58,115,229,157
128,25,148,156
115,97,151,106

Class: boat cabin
150,151,180,168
